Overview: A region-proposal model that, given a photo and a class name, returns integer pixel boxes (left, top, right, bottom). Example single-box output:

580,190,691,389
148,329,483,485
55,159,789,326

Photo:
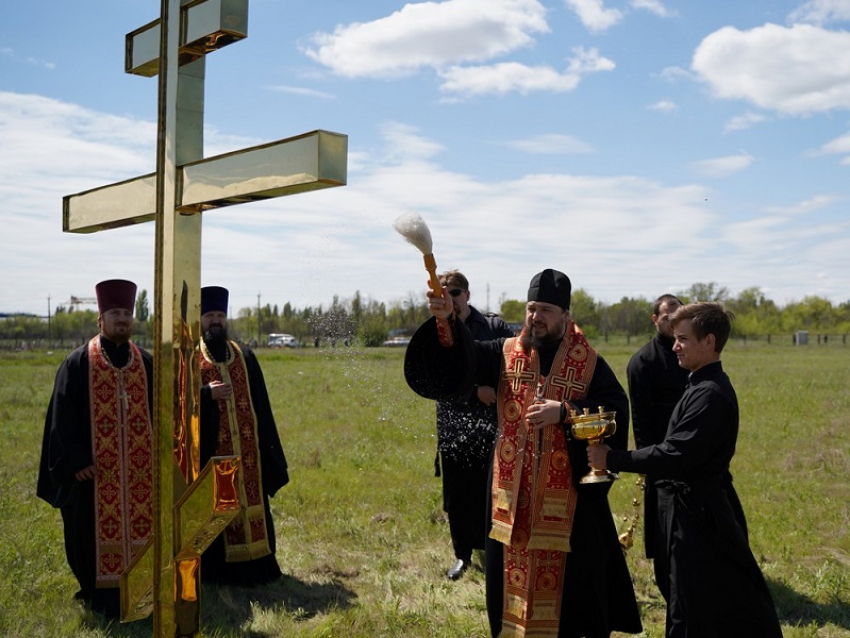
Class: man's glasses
448,288,466,297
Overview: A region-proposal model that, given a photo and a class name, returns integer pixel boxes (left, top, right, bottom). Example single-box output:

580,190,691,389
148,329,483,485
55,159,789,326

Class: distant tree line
2,282,849,350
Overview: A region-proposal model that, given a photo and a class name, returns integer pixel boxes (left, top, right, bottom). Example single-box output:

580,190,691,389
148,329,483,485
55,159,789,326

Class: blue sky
2,0,849,317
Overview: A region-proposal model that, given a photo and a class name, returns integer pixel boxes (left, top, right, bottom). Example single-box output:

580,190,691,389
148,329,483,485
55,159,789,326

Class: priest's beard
520,319,566,353
203,326,229,346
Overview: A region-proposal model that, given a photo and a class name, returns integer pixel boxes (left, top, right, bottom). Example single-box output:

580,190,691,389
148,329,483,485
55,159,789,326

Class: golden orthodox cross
62,1,347,636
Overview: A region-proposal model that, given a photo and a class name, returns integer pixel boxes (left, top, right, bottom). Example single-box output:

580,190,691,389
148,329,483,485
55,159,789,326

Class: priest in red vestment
37,279,154,618
405,268,641,638
198,286,289,586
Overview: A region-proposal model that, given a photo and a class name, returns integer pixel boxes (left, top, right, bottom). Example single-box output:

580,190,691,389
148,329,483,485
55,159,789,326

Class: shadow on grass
199,573,358,635
770,578,850,632
78,574,357,637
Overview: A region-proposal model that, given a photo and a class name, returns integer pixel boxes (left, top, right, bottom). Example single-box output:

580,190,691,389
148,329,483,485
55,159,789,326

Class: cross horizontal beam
126,0,249,77
63,130,347,233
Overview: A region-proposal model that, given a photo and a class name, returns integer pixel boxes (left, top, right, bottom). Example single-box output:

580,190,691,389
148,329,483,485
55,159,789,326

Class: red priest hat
95,279,137,313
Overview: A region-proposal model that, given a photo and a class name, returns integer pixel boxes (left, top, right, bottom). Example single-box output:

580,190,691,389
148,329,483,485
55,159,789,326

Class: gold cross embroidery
549,366,587,400
505,357,537,394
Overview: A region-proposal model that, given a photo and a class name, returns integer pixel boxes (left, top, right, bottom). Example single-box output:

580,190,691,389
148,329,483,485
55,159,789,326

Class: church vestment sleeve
37,349,93,506
404,316,479,401
607,382,735,477
242,348,289,496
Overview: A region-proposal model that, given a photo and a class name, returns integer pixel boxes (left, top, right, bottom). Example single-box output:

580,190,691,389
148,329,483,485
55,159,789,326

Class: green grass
0,342,848,637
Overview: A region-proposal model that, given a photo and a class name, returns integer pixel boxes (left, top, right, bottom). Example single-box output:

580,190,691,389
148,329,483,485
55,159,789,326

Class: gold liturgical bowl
570,406,619,484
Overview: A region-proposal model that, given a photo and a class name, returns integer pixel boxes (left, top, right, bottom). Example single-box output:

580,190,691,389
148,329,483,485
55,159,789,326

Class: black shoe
447,558,468,580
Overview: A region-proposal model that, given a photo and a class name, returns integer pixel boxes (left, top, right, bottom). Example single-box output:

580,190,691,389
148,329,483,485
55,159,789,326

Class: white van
268,333,298,348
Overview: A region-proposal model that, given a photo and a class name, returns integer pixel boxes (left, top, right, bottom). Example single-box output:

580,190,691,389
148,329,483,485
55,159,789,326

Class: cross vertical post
150,0,202,633
61,1,348,635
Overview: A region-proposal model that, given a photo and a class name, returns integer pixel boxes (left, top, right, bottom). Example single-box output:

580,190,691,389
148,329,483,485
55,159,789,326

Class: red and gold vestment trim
87,337,153,589
200,341,271,562
436,315,455,347
491,322,597,637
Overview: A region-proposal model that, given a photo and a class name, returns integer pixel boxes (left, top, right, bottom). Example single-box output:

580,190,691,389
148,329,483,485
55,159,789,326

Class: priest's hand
75,465,96,481
526,399,561,431
587,443,611,470
209,380,232,401
477,385,497,406
426,285,453,320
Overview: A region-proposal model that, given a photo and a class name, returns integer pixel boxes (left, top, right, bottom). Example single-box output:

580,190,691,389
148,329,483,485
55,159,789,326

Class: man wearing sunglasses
433,270,514,581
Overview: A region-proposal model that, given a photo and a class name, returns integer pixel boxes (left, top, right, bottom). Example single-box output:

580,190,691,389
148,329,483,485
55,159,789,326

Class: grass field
0,340,848,637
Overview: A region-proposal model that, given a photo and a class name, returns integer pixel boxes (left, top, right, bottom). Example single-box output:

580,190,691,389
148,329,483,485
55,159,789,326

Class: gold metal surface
180,131,348,210
120,538,155,622
174,456,241,558
63,131,347,233
150,2,187,634
570,406,619,484
126,0,248,77
173,556,201,635
65,0,347,634
63,173,157,233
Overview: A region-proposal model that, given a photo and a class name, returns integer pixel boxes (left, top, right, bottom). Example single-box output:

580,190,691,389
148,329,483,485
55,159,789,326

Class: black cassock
36,338,154,617
608,361,782,638
405,317,642,638
436,306,514,563
627,333,690,558
200,342,289,586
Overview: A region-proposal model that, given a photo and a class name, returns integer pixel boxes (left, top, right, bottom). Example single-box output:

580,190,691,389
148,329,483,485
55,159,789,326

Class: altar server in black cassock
199,286,289,586
626,294,689,560
406,269,641,638
37,279,154,618
589,302,782,638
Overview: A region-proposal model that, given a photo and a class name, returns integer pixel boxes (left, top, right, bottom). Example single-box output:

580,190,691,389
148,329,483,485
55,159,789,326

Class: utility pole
47,295,51,344
257,293,261,344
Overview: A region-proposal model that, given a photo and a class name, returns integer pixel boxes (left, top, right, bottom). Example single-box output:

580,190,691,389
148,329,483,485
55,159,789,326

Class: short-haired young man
588,302,782,637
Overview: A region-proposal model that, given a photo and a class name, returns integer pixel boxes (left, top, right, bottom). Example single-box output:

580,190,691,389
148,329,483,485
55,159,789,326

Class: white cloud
26,57,56,70
302,0,549,78
567,46,616,73
691,152,754,178
437,47,614,97
506,133,594,154
657,66,693,82
267,85,336,100
439,63,580,97
691,23,850,115
1,88,847,314
787,0,850,26
648,99,677,113
812,130,850,155
723,112,768,132
763,194,840,215
629,0,673,18
378,121,446,161
563,0,623,33
1,46,54,70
